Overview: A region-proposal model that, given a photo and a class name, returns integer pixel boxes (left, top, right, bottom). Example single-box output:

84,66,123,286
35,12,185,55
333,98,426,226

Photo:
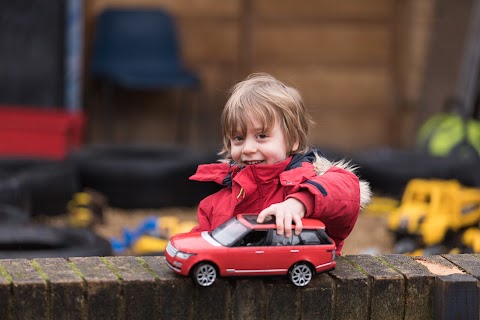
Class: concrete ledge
0,254,478,320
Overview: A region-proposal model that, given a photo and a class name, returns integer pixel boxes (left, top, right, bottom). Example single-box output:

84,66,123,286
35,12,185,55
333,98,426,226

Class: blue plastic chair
90,8,201,142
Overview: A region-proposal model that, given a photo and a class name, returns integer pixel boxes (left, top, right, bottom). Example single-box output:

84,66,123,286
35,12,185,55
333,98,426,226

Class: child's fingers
258,206,285,235
274,210,284,235
293,214,303,235
257,207,280,229
284,212,292,237
256,209,270,223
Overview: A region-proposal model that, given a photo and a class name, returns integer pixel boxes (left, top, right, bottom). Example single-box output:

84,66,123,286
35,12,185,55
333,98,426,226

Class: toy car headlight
166,242,178,257
176,251,195,260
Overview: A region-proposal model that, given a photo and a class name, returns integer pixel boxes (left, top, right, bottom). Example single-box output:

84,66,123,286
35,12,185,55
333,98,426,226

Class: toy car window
316,229,333,244
237,230,268,246
299,230,321,245
270,232,300,246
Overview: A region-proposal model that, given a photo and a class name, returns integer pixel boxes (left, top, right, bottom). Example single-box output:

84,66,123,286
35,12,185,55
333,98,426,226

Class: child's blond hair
220,73,314,159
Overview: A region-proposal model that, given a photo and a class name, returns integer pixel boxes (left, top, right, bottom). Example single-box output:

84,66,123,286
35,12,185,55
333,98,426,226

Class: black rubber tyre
0,225,112,258
0,175,27,209
0,158,80,215
450,158,480,187
192,262,217,287
0,204,29,225
351,148,463,197
69,144,222,209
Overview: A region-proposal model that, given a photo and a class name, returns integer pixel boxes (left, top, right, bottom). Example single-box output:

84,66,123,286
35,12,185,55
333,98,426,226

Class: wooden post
434,274,479,319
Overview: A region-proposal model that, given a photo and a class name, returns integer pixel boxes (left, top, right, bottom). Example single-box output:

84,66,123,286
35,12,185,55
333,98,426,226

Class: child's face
230,115,297,166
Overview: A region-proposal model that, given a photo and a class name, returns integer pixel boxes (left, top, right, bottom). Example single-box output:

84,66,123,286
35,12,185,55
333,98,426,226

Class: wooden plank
309,110,391,152
345,255,405,320
416,0,475,126
418,255,479,320
256,66,392,111
34,258,85,320
455,0,480,116
0,259,48,320
253,23,390,66
379,255,435,320
435,275,479,320
255,0,395,20
178,20,240,65
391,0,435,104
389,0,436,146
328,256,369,320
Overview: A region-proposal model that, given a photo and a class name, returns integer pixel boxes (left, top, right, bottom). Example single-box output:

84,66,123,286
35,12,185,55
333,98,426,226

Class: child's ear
291,141,299,153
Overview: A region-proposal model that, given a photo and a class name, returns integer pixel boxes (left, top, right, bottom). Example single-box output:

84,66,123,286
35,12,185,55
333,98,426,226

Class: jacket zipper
236,187,245,199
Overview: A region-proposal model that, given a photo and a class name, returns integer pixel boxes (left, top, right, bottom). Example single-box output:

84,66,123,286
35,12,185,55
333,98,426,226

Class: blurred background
0,0,479,258
3,0,474,150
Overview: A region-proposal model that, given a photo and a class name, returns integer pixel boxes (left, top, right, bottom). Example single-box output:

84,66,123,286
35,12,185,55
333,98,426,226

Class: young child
189,73,371,254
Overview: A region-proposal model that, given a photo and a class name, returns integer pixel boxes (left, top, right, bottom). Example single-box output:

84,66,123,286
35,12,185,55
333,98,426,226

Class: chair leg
175,86,212,147
101,81,114,142
195,85,216,149
175,88,191,144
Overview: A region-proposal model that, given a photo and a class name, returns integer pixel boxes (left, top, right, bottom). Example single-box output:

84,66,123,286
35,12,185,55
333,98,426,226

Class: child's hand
257,198,306,237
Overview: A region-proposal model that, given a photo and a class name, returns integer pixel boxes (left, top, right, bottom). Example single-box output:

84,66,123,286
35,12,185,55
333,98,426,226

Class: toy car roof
237,213,326,230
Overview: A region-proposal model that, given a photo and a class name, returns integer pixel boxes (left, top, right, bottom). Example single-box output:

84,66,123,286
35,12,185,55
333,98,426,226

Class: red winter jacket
189,150,371,254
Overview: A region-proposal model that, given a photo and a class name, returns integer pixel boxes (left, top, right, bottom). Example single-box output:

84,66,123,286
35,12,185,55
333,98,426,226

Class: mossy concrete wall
0,254,478,319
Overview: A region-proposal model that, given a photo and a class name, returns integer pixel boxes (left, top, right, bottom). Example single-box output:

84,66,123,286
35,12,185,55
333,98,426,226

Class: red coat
189,150,369,254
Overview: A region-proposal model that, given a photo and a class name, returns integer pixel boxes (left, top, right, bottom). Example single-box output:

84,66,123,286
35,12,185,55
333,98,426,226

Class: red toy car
165,214,336,287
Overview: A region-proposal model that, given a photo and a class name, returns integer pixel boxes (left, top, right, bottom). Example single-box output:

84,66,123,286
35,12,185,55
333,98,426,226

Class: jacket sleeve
190,196,214,232
288,166,361,253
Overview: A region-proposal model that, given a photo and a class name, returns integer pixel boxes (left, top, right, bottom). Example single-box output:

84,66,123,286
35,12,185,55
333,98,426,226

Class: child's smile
242,160,265,165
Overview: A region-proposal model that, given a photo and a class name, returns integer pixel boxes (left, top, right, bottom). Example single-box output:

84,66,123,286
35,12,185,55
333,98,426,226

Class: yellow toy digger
388,178,480,254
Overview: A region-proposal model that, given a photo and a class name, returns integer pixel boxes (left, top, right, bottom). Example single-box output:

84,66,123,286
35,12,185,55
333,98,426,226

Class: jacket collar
231,157,291,185
286,148,319,170
190,148,321,187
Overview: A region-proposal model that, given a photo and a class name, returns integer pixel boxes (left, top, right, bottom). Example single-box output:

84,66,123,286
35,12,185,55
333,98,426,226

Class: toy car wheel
289,263,313,287
193,263,217,287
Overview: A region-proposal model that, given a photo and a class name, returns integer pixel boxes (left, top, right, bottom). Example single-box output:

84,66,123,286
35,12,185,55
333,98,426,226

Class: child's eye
256,133,268,139
232,135,244,142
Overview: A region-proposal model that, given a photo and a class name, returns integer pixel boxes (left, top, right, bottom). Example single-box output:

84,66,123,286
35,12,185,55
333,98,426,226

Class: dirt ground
342,213,394,255
37,206,394,255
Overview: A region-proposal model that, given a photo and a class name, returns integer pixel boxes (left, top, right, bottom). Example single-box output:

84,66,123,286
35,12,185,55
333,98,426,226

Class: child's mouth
243,160,264,165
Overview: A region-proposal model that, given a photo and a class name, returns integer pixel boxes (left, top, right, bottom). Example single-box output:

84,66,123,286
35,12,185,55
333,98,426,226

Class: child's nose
242,138,257,154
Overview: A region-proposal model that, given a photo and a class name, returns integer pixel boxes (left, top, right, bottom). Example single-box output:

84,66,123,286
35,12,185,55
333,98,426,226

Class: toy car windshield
210,217,250,247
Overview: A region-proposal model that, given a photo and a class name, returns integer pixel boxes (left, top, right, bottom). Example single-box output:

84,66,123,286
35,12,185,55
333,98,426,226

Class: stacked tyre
351,147,479,197
0,158,79,215
0,157,112,258
69,145,222,209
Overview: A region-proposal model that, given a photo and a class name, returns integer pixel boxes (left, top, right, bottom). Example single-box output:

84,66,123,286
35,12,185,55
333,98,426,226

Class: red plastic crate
0,106,85,159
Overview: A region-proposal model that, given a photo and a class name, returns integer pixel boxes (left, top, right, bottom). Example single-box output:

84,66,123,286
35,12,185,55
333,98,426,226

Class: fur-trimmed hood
308,152,372,209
